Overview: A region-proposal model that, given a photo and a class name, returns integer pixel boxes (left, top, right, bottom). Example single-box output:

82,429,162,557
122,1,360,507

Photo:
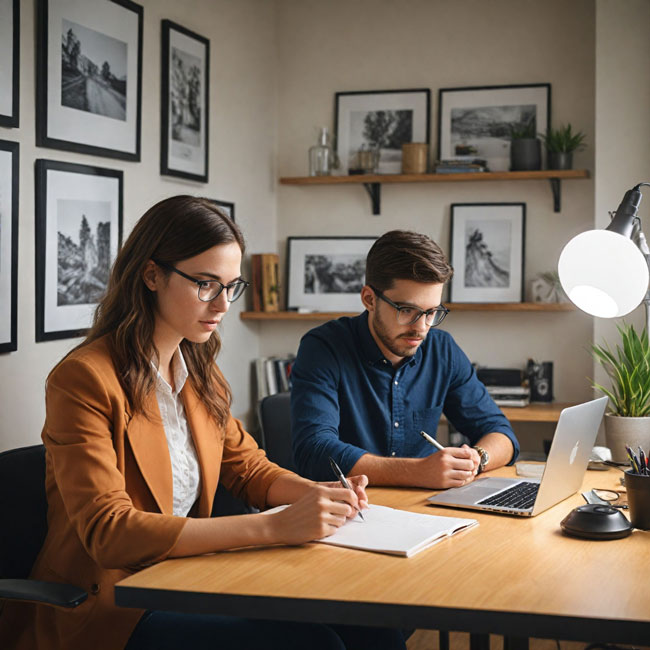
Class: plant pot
547,151,573,170
604,414,650,463
510,138,541,171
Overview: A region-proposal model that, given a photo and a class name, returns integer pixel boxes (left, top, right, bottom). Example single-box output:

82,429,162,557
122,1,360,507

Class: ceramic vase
604,414,650,463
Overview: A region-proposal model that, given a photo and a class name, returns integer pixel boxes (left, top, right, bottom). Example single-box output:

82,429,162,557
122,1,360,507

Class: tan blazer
0,336,290,650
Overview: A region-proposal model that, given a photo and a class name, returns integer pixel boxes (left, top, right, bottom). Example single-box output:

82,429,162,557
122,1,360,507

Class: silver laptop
427,397,608,517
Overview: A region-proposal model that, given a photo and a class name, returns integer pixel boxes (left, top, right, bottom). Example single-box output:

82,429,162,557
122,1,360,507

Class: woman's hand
267,475,368,546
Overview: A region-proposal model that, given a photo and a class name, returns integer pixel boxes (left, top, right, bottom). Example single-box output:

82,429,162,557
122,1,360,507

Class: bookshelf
279,169,590,214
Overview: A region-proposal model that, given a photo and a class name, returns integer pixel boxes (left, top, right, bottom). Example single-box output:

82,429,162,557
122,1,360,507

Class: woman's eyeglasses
153,260,249,303
369,285,449,327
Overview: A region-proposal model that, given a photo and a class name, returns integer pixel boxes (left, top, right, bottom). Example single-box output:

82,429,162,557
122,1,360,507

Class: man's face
362,279,445,366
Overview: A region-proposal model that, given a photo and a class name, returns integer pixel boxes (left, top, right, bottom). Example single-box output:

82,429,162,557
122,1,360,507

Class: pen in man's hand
328,457,365,521
419,430,445,451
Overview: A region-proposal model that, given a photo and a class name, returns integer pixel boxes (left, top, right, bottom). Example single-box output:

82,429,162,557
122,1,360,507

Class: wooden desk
115,468,650,645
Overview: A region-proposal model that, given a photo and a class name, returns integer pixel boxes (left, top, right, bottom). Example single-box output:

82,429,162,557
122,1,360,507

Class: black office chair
0,444,87,608
258,391,296,472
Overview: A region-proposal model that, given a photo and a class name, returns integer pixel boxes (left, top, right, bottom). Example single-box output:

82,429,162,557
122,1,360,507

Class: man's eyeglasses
153,260,249,303
586,488,628,510
369,285,449,327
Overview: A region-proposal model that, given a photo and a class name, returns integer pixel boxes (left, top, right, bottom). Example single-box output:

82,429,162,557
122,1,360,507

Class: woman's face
144,242,243,352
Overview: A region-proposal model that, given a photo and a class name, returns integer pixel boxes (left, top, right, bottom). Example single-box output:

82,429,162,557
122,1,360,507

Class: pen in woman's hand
328,457,365,521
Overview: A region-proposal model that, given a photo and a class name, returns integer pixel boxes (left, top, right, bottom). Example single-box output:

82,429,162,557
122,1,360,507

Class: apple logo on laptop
569,440,580,465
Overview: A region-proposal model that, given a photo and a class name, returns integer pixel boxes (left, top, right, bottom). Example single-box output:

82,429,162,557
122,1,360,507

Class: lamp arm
629,183,650,336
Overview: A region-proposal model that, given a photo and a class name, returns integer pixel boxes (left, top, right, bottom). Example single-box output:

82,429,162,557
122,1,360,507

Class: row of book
254,355,295,400
250,253,280,312
434,157,488,174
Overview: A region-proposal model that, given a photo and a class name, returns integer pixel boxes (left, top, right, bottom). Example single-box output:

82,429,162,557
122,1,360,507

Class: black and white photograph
0,0,19,128
208,198,234,221
287,237,376,312
161,20,210,182
438,84,550,172
0,140,19,353
35,159,123,342
335,89,430,174
449,203,525,303
36,0,143,160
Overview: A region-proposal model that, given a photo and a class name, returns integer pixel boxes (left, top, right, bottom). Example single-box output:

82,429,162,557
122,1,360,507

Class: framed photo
35,159,123,342
449,203,525,303
36,0,143,160
0,0,19,127
287,236,376,312
209,198,234,221
437,84,550,172
335,89,430,174
0,140,19,353
161,20,210,182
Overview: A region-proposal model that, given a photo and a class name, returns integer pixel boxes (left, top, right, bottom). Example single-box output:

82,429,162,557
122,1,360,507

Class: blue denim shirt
291,311,519,481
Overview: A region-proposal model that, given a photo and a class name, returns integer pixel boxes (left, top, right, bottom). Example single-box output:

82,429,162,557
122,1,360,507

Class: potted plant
509,120,541,171
540,123,586,170
591,323,650,462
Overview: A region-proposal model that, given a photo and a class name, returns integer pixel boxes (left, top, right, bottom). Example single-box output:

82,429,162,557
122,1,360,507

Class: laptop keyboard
477,481,540,510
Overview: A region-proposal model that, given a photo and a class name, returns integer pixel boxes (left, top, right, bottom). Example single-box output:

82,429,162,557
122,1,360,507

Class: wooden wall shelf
240,303,575,321
279,169,590,214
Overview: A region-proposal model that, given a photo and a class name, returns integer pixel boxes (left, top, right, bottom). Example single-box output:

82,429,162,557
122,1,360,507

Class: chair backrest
258,392,296,472
0,445,48,580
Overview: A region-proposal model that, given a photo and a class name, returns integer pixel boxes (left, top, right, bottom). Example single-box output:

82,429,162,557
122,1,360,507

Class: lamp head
558,183,649,318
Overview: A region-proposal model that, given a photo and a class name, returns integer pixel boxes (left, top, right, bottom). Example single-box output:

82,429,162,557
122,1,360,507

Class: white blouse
153,349,201,517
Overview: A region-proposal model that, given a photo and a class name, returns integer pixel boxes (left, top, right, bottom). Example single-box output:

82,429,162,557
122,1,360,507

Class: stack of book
254,354,295,400
251,254,280,312
434,158,488,174
486,385,530,408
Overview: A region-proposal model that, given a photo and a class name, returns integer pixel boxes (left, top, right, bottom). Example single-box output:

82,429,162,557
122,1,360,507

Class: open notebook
266,504,477,558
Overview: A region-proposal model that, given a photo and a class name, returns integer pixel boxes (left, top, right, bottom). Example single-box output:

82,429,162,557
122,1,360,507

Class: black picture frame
0,0,20,128
161,20,210,183
208,198,235,221
35,0,143,161
449,203,526,303
335,88,431,174
35,159,123,342
437,84,551,172
286,236,377,312
0,140,19,353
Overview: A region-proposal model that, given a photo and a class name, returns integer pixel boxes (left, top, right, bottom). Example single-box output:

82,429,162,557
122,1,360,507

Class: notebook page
317,504,478,557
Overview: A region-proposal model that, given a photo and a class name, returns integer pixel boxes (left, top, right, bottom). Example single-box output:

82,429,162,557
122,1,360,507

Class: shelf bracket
550,178,561,212
363,182,381,215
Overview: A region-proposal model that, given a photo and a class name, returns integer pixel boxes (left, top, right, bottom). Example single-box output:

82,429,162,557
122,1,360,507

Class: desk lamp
558,183,650,333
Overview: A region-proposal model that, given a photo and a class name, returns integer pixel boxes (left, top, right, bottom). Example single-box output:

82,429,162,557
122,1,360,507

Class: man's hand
417,445,480,489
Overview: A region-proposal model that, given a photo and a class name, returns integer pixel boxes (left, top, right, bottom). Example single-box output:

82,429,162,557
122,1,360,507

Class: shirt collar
355,310,424,368
152,347,189,396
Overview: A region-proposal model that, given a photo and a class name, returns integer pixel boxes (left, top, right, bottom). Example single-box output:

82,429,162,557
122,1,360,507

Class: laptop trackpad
428,477,519,505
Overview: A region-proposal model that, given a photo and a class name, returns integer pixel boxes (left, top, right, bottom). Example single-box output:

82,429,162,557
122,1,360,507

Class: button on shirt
291,311,519,481
153,349,201,517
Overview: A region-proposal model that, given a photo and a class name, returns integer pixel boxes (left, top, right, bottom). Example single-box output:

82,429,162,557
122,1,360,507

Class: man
291,229,519,487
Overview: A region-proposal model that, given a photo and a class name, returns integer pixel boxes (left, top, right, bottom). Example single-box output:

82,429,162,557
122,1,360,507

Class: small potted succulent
509,120,541,171
540,123,586,170
591,323,650,463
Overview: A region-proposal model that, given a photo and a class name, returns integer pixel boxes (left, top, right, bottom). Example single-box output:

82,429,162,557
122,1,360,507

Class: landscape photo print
36,0,143,160
335,89,430,174
35,159,123,341
449,203,525,303
437,84,550,172
287,237,376,312
161,20,210,182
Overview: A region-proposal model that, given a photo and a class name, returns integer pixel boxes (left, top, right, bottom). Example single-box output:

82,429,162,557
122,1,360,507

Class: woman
0,196,407,650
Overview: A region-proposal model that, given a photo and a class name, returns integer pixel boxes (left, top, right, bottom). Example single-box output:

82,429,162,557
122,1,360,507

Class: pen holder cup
624,470,650,530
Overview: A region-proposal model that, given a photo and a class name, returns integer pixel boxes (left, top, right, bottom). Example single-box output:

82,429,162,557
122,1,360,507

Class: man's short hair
365,230,453,291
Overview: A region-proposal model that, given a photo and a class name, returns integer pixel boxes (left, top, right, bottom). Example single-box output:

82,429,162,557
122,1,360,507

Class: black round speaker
560,504,633,540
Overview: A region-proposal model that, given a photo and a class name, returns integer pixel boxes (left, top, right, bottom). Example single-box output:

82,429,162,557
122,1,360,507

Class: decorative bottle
309,127,334,176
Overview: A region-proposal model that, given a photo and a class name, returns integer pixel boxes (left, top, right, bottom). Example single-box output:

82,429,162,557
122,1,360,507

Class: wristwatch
473,446,489,474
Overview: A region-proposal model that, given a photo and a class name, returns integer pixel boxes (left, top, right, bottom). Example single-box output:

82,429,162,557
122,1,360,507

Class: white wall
0,0,278,451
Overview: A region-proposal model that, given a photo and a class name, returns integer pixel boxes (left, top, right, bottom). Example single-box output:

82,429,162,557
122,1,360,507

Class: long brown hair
62,195,245,425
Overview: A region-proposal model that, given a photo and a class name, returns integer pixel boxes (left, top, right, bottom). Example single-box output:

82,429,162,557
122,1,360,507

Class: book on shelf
254,354,295,401
251,253,280,312
486,385,530,408
264,504,478,558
